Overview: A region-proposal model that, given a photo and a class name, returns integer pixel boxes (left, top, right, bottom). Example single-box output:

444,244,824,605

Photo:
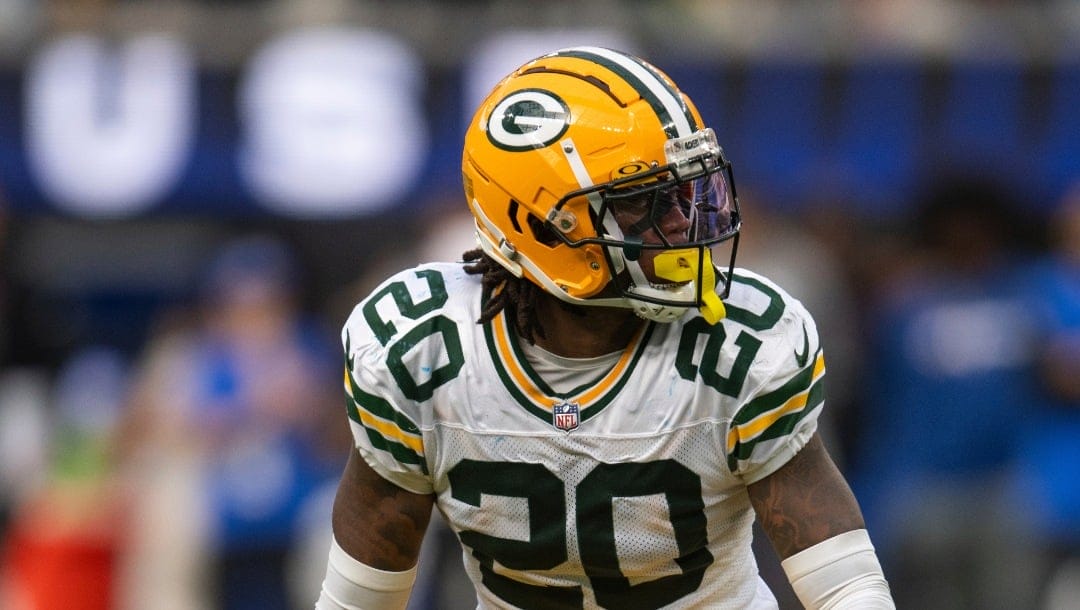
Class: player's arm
747,433,895,609
315,450,435,610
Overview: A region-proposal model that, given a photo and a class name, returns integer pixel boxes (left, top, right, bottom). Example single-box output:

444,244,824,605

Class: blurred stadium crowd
0,1,1079,609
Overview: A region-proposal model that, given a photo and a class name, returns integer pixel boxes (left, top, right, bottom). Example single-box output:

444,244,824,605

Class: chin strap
653,248,727,324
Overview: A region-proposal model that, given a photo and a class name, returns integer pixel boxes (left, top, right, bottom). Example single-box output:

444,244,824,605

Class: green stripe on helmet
552,48,698,138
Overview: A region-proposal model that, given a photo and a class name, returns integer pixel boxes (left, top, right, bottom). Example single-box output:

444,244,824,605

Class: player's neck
531,293,644,358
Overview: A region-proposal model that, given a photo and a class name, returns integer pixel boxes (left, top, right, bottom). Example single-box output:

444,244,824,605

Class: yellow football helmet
462,47,741,323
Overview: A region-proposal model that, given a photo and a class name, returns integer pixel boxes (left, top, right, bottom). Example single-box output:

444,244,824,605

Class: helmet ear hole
527,214,561,247
507,199,524,234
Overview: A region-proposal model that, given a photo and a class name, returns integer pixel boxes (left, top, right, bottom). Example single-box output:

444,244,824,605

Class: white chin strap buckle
627,283,695,323
632,301,688,323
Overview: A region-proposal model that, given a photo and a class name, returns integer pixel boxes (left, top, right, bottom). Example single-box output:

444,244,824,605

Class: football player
316,47,894,609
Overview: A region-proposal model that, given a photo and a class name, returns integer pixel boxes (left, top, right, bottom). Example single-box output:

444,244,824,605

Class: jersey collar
483,309,655,427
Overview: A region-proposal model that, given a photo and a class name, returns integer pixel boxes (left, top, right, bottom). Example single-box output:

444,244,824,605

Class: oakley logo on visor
486,89,570,151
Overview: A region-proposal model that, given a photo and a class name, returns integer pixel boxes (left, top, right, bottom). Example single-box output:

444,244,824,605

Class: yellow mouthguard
653,248,727,324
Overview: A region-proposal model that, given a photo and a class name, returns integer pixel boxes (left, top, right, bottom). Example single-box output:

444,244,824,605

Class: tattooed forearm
331,451,435,570
746,433,865,559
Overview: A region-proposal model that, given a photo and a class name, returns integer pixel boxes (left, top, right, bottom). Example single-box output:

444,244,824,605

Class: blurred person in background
1,168,127,610
1011,181,1080,608
316,47,893,609
0,347,128,610
113,234,346,610
851,175,1044,609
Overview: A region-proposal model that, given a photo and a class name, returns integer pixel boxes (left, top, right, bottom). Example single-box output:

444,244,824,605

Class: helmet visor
599,161,738,248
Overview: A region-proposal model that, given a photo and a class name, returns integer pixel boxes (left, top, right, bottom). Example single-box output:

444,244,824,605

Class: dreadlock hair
462,247,547,344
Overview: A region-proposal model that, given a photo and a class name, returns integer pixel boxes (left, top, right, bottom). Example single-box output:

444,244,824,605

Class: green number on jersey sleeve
675,318,763,398
359,269,464,401
362,268,449,346
723,274,785,331
674,273,785,396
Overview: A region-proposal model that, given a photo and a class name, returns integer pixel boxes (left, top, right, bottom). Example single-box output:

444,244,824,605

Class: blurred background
0,0,1078,609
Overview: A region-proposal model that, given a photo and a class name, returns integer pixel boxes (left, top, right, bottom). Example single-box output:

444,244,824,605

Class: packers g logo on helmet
463,47,741,324
485,89,570,151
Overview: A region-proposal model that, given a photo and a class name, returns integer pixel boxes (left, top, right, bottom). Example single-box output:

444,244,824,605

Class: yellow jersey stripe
344,369,424,454
726,353,826,453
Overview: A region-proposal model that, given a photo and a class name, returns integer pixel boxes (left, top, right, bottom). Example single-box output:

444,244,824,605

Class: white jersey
342,262,824,609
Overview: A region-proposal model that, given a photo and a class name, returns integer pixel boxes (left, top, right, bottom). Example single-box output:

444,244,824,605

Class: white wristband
315,536,417,610
780,529,895,610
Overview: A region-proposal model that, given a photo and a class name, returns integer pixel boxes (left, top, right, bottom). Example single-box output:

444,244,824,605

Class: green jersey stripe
345,367,422,436
727,380,825,471
732,347,823,426
354,415,428,472
344,390,425,469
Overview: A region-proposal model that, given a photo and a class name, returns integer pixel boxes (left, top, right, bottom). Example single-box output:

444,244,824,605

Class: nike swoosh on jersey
794,323,810,368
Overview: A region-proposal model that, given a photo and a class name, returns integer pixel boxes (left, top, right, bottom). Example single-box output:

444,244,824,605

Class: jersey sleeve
725,274,825,484
340,268,443,496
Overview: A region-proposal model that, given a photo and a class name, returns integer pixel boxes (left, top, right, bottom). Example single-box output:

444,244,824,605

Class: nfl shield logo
552,401,580,432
